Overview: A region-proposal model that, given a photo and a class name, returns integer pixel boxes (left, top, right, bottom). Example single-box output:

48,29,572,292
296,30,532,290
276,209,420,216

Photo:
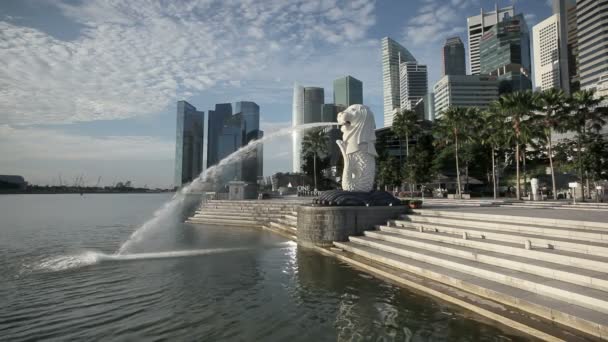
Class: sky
0,0,553,188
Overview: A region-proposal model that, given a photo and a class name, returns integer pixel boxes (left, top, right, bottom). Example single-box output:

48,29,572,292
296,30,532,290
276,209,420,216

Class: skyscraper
207,103,232,168
292,85,324,172
399,61,428,110
533,14,564,92
577,0,608,90
566,2,579,90
467,5,514,75
174,100,204,187
205,101,262,188
442,37,466,76
234,101,261,184
333,75,363,107
479,14,531,93
381,37,416,127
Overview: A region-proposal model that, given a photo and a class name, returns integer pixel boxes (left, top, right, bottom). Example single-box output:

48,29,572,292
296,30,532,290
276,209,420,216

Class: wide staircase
186,200,304,240
334,209,608,340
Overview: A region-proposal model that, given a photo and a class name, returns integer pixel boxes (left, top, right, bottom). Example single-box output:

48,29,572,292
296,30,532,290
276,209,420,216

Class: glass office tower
174,100,204,187
442,37,466,76
333,75,363,107
207,103,233,168
234,101,261,184
292,85,324,172
381,37,416,127
479,14,532,93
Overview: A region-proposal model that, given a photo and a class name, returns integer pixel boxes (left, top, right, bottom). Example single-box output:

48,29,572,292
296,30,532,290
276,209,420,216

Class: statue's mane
342,104,377,156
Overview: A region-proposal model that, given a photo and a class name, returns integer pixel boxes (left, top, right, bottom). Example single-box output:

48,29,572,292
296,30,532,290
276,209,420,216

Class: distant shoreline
0,190,174,195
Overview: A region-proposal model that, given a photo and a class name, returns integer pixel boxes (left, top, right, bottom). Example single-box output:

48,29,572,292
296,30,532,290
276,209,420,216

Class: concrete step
414,209,608,230
199,205,300,212
333,241,608,339
402,215,608,246
377,225,608,273
403,215,608,243
347,236,608,313
275,217,297,227
392,219,608,257
186,216,259,227
269,221,297,233
261,224,296,241
364,230,608,292
194,210,285,219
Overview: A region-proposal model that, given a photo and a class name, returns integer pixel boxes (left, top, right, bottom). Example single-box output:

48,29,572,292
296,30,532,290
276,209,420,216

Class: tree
392,109,420,159
537,88,567,199
434,106,473,198
404,133,437,191
564,89,607,198
301,128,328,190
494,91,540,199
480,106,507,199
377,156,401,190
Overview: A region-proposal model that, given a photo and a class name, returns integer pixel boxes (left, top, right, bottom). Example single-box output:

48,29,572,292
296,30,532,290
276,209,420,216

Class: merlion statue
336,104,378,192
312,104,401,206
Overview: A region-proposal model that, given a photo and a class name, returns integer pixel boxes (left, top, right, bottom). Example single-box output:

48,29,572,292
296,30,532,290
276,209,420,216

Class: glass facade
206,103,232,168
399,61,428,110
381,37,416,127
443,37,466,76
292,85,325,172
333,75,363,107
467,5,514,75
204,101,262,187
479,14,531,93
577,0,608,89
174,100,204,187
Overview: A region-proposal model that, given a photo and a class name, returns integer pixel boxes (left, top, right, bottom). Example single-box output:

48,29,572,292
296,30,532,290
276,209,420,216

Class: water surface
0,194,529,341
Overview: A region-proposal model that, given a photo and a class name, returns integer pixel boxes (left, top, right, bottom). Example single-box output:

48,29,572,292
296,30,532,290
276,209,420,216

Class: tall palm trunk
491,146,497,200
313,152,317,191
454,130,462,198
577,130,584,201
406,133,413,195
547,132,557,200
515,142,521,199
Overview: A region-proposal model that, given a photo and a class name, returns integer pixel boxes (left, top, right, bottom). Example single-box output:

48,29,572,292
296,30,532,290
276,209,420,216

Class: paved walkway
423,205,608,223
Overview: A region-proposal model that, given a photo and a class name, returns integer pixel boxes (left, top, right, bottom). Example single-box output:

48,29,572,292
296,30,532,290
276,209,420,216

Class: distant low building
0,175,27,190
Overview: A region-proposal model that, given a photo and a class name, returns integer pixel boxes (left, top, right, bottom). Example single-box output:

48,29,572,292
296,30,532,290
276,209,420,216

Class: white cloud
0,0,377,125
0,125,173,161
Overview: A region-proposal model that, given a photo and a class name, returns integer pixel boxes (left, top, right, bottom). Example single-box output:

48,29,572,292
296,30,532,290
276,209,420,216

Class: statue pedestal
296,205,405,248
228,181,246,200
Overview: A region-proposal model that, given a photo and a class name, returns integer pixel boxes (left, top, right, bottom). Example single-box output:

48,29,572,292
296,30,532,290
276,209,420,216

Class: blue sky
0,0,552,188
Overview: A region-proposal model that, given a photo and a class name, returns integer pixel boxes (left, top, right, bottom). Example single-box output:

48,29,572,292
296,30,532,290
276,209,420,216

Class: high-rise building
234,101,261,184
479,13,531,93
381,37,416,127
533,15,561,92
566,2,579,90
207,103,232,168
399,61,428,110
174,100,204,187
205,101,262,187
577,0,608,90
333,75,363,107
433,75,499,117
467,5,514,75
292,85,324,172
442,37,466,76
533,1,577,93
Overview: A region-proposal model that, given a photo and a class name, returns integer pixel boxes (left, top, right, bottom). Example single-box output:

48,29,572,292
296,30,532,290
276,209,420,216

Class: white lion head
337,104,377,156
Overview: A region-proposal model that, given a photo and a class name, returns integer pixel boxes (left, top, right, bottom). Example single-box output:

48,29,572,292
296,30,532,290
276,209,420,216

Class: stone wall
297,205,406,248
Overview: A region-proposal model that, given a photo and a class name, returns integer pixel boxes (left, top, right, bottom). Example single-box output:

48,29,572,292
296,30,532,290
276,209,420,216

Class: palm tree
301,128,328,190
495,91,540,199
538,88,567,200
392,109,420,193
392,109,419,159
435,106,473,198
566,89,607,199
481,106,507,200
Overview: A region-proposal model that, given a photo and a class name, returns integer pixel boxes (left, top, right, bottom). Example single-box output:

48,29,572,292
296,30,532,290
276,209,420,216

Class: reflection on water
0,194,529,341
